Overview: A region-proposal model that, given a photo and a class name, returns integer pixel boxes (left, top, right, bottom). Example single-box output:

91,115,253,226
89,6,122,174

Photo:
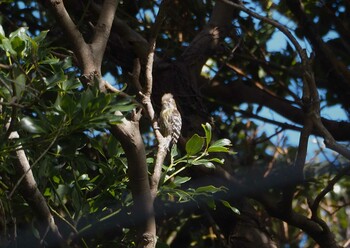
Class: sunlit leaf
186,134,205,155
202,122,212,147
173,176,191,186
20,116,47,134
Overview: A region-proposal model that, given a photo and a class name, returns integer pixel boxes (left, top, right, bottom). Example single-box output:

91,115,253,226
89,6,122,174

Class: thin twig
135,0,171,198
310,171,347,216
220,0,306,60
221,0,350,161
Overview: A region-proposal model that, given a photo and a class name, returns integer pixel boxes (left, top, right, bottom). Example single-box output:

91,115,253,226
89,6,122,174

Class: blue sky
102,1,348,163
246,4,348,162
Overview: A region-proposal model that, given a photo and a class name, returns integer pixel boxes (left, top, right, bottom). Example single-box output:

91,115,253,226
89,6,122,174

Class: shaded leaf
195,185,224,194
221,200,240,215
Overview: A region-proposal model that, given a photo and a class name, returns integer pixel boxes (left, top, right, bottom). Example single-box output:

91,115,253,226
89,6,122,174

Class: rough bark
110,119,156,248
49,1,157,247
8,130,64,247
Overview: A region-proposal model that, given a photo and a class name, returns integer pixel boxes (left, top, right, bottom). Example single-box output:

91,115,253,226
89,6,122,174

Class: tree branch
49,0,94,73
110,119,156,248
310,168,349,220
181,0,236,74
286,0,350,88
7,130,64,246
203,80,350,140
219,0,305,59
91,0,119,71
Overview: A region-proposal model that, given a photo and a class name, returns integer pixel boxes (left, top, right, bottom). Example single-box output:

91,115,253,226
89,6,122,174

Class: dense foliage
1,0,350,247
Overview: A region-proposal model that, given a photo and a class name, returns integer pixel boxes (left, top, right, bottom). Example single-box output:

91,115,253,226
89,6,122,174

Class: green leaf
60,94,76,116
0,25,5,37
61,57,73,70
207,138,232,153
190,158,215,168
40,57,60,65
185,134,205,155
221,200,240,215
20,116,47,134
195,185,224,194
33,30,49,43
2,38,17,56
9,27,28,39
111,97,137,112
170,144,178,158
209,157,225,164
211,138,232,147
202,122,212,147
56,184,69,199
14,73,26,98
52,176,60,184
173,176,191,186
80,89,94,112
206,197,216,210
11,36,26,57
207,146,230,153
107,114,123,125
9,27,29,58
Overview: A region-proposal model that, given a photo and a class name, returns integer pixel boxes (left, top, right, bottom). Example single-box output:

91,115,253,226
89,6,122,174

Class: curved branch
49,0,94,73
219,0,306,63
286,0,350,88
110,119,156,247
181,0,237,74
203,80,350,141
91,0,119,70
310,168,349,217
8,130,64,246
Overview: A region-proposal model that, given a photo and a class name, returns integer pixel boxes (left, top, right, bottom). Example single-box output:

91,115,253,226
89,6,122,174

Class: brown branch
218,2,344,247
203,80,350,140
219,0,305,60
0,63,11,70
313,118,350,160
257,194,339,248
91,0,119,72
310,168,349,219
110,119,156,248
49,0,94,73
136,0,171,199
131,58,143,92
7,130,64,246
144,41,156,98
91,3,151,62
181,0,236,74
286,0,350,88
50,2,156,247
236,109,303,132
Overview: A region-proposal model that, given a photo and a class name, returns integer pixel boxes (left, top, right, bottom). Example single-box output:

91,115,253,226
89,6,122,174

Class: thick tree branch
310,170,347,218
136,0,172,200
181,0,236,75
91,2,151,63
49,0,94,73
8,130,64,247
110,119,156,248
203,80,350,140
91,0,119,71
286,0,350,88
50,1,156,247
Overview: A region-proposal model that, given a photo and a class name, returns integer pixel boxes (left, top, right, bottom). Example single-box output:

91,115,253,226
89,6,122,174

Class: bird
159,93,182,146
